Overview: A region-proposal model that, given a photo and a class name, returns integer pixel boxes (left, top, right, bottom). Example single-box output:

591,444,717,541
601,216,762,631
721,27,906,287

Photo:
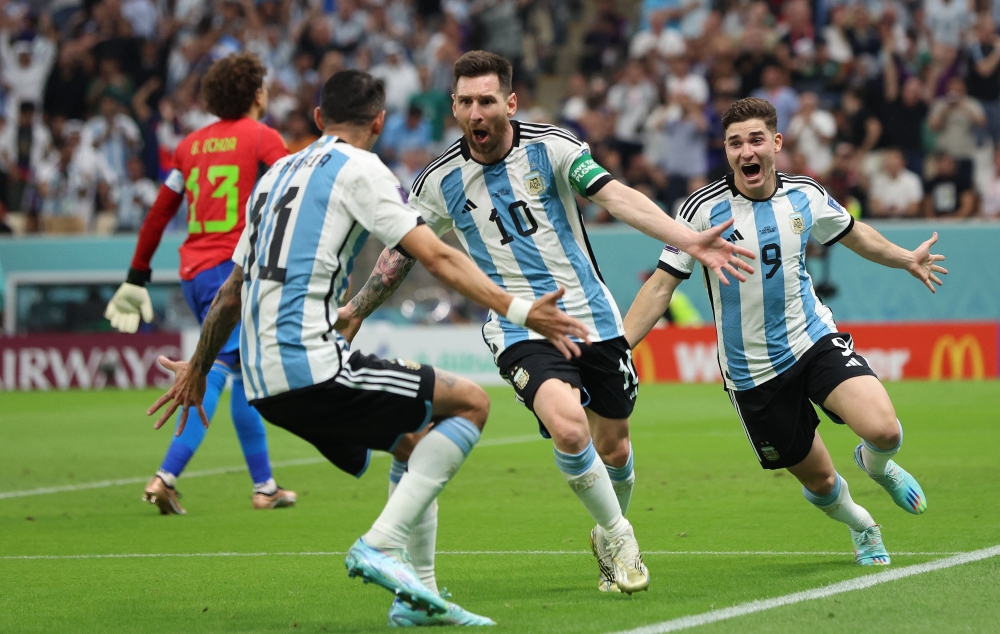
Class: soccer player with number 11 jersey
104,53,296,514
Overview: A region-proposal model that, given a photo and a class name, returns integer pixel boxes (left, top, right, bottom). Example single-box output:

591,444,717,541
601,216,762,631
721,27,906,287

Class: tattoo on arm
191,270,243,375
347,247,417,319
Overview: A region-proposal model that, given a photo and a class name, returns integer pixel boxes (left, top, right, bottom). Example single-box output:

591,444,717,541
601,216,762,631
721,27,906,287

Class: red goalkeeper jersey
131,118,288,281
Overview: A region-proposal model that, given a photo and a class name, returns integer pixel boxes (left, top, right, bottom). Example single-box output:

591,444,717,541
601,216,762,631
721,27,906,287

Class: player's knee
803,472,837,497
870,419,901,450
455,381,490,429
548,416,590,453
595,436,630,467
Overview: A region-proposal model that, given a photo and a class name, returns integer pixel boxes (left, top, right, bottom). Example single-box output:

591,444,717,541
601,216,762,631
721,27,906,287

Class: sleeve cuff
392,217,425,257
822,216,855,246
657,260,691,280
585,174,614,197
126,267,151,286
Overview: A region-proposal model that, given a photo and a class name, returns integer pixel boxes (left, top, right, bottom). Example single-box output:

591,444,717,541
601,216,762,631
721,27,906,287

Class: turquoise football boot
851,524,890,566
388,593,495,627
854,444,928,514
345,538,448,615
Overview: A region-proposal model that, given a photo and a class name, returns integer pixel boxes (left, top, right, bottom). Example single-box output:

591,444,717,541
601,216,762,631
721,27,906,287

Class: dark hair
453,50,513,94
721,97,778,134
201,52,266,120
19,101,35,114
319,70,386,127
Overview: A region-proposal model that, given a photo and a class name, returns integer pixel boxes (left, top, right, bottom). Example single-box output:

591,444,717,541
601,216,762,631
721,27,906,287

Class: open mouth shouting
471,128,490,145
740,163,763,184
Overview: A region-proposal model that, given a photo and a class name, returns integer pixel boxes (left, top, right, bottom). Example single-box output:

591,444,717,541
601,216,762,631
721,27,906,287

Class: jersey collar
725,171,784,202
460,120,521,166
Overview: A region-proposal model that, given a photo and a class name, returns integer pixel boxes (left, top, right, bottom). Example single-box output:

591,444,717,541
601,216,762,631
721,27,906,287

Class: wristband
126,267,152,286
505,297,532,327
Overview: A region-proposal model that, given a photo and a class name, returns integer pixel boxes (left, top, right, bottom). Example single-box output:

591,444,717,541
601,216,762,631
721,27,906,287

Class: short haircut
319,70,386,127
201,53,266,120
721,97,779,134
453,50,513,94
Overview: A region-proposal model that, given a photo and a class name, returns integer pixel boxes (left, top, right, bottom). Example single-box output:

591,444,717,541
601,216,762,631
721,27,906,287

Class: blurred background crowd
0,0,998,238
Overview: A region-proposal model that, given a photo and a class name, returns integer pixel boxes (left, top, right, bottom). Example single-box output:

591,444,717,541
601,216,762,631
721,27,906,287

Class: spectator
113,156,157,232
786,92,836,177
928,76,987,183
606,59,658,169
370,42,421,115
826,142,865,217
734,26,777,98
836,89,882,155
409,66,454,148
36,126,115,233
0,15,57,120
880,49,930,177
924,151,977,218
329,0,368,59
378,104,432,167
926,0,975,48
43,47,91,122
750,64,799,134
0,102,52,212
86,94,142,182
967,13,1000,145
283,110,319,155
665,53,709,105
868,148,924,217
980,147,1000,218
645,92,708,210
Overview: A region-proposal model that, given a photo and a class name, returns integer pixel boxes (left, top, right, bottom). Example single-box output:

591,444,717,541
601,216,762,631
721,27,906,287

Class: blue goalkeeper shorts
180,260,241,367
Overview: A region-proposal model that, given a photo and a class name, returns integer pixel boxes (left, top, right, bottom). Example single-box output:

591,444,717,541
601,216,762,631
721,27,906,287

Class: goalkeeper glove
105,268,154,333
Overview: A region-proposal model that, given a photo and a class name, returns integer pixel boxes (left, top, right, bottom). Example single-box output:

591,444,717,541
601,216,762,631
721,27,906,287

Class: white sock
554,441,630,540
861,420,903,476
365,417,480,551
802,474,875,532
388,459,438,594
604,442,635,515
156,469,177,488
254,478,278,495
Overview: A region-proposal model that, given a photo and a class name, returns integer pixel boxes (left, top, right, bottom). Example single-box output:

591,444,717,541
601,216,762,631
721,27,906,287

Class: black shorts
728,332,878,470
251,351,436,478
497,336,638,437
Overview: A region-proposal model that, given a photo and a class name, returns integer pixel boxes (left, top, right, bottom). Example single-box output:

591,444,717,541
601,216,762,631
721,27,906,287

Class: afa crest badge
789,212,805,235
511,366,531,390
396,359,422,371
761,445,780,461
524,171,545,196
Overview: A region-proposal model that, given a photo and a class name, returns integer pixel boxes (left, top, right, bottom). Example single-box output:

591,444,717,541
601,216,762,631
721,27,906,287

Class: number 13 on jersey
186,165,241,234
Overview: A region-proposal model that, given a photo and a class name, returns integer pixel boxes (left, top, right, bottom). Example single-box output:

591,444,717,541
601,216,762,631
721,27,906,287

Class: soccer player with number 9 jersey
104,53,295,514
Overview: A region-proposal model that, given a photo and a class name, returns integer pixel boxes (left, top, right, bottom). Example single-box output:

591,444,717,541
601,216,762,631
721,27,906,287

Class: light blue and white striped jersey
410,121,624,360
232,136,422,400
658,173,855,391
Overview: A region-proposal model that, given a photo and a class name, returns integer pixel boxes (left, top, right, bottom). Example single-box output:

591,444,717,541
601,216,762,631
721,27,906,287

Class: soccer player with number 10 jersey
104,53,296,514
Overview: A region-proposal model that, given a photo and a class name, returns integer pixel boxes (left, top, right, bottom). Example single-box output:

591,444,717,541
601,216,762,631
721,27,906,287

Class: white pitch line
606,545,1000,634
1,550,962,561
0,434,543,501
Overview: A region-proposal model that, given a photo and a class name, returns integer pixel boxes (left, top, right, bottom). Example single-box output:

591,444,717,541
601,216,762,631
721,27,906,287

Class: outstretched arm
589,180,755,285
337,246,417,341
838,222,947,293
147,265,244,433
623,268,683,348
388,224,591,359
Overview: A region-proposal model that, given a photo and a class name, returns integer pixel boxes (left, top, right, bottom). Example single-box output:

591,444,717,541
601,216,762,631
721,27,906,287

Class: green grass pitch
1,381,998,633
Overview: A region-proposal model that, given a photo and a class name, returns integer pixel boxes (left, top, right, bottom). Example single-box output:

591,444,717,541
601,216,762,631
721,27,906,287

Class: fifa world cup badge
524,171,545,196
789,212,805,235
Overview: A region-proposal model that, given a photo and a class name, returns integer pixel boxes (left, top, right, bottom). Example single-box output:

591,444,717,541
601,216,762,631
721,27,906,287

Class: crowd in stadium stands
0,0,997,236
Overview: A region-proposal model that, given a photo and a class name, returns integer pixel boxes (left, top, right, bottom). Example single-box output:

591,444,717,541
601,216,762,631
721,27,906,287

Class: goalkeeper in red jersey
105,53,296,514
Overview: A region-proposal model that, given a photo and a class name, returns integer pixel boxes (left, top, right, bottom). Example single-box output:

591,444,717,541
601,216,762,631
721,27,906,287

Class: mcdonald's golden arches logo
631,340,657,382
929,335,984,380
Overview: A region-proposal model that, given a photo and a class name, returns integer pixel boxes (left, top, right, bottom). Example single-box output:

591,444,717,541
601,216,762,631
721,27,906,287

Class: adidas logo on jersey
462,199,477,214
726,229,744,243
846,357,864,368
